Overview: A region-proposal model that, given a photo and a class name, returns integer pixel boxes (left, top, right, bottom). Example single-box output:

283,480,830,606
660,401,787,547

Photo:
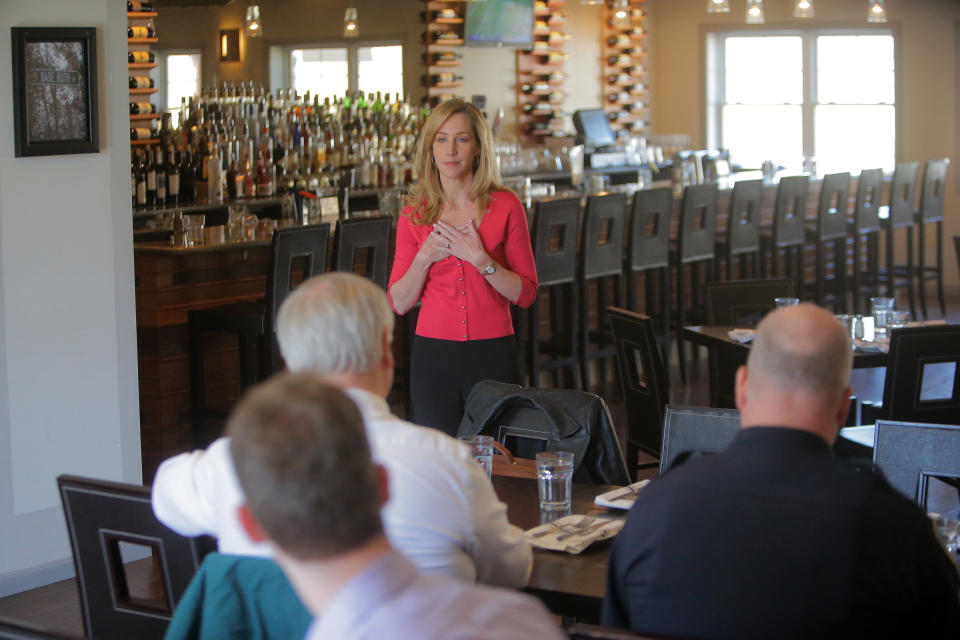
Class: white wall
0,0,141,595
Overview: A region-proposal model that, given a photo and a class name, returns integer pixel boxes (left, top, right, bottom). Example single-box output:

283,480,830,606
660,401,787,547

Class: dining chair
873,419,960,505
880,161,920,318
877,324,960,425
331,215,393,289
760,175,809,296
715,178,764,280
57,475,215,640
659,405,741,475
805,172,851,312
849,168,885,314
914,158,950,319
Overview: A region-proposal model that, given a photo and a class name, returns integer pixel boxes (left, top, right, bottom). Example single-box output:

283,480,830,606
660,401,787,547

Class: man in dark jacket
603,303,960,639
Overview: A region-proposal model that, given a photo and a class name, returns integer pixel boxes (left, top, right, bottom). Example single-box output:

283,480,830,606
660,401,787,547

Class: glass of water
536,451,574,511
932,514,959,554
774,297,800,308
870,297,895,337
458,435,493,479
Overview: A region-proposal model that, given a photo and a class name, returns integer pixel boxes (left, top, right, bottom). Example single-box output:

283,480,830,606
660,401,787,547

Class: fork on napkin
525,515,624,554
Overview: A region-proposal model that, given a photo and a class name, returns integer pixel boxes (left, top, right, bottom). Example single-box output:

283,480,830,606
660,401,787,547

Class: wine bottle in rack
128,50,156,63
127,1,154,11
129,102,157,115
155,147,167,209
130,126,156,140
127,23,156,38
129,76,156,89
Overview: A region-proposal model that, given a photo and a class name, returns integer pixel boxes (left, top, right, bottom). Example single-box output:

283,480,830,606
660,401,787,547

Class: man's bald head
738,303,853,439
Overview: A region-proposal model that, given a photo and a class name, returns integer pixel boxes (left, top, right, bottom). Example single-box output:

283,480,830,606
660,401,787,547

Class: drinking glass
870,297,895,337
458,435,493,479
537,451,574,511
774,297,800,308
889,309,911,330
227,205,247,242
184,214,205,247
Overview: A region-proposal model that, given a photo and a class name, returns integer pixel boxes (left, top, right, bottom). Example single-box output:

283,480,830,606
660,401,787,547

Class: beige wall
647,0,960,294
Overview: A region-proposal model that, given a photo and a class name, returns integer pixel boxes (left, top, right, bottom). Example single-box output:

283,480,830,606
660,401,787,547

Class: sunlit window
285,42,403,101
357,45,403,97
707,31,895,173
165,53,201,128
290,48,348,99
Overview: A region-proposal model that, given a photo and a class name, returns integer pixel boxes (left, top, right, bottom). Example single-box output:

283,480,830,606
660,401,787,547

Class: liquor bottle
128,50,156,63
129,102,157,115
129,76,155,89
242,156,256,199
166,147,180,208
135,151,148,208
207,145,223,204
145,149,157,207
226,156,239,200
155,147,167,208
180,148,196,205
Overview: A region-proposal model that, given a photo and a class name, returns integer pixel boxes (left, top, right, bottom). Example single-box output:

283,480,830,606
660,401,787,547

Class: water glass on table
888,309,911,331
537,451,574,511
458,435,493,479
870,297,895,337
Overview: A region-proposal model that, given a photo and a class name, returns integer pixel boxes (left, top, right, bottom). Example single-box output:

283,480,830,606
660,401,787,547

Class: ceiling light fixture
245,4,262,38
343,7,358,38
867,0,887,23
794,0,814,18
611,0,630,28
746,0,764,24
707,0,730,13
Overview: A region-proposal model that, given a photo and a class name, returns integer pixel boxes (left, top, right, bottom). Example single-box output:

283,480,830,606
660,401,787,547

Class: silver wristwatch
481,261,497,276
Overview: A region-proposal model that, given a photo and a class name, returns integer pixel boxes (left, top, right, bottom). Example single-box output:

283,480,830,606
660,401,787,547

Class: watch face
484,264,495,274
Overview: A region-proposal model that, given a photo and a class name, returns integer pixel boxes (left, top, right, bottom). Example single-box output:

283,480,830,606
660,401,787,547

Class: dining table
492,475,629,623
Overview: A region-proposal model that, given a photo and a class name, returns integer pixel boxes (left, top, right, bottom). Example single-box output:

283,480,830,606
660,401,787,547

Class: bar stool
880,161,920,318
578,193,627,390
672,183,718,382
625,187,671,365
805,172,851,312
849,168,885,314
332,216,393,289
915,158,950,319
760,175,809,296
188,224,330,446
527,197,581,389
715,178,763,281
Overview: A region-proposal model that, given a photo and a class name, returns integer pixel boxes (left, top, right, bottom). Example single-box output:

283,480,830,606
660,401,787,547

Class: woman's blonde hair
405,99,504,226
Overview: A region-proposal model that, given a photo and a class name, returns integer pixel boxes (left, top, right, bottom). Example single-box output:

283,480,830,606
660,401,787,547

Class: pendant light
707,0,730,13
343,7,358,38
611,0,630,28
746,0,764,24
245,4,262,38
793,0,814,18
581,0,604,5
867,0,887,23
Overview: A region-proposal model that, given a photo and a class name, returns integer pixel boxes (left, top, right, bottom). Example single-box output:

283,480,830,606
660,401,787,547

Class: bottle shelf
130,113,161,121
431,81,463,88
130,138,160,146
434,17,463,24
127,37,158,44
426,39,464,47
129,87,158,95
429,60,462,68
127,11,158,18
128,62,157,70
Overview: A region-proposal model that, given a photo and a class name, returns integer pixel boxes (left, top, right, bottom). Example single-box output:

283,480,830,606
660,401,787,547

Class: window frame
158,48,203,123
705,24,900,170
275,38,404,98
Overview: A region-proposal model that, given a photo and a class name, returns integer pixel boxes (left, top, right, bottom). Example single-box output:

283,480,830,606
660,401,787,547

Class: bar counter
133,170,865,481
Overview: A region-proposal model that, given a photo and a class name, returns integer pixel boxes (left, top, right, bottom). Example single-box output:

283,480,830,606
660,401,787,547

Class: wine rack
602,0,648,139
128,2,159,146
516,0,567,144
421,0,466,107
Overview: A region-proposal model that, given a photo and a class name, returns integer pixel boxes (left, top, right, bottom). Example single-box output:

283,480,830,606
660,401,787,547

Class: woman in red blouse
388,100,538,435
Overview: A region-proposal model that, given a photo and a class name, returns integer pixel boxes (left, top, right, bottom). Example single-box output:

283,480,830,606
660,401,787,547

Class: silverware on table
556,520,610,541
531,515,595,538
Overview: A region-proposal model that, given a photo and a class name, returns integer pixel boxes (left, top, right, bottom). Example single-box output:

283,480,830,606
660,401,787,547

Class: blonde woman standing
388,100,538,436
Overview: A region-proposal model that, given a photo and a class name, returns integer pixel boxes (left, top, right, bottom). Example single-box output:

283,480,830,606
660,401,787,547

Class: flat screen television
465,0,534,49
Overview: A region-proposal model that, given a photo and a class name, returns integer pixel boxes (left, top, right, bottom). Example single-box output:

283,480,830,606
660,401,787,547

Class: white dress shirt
151,388,532,587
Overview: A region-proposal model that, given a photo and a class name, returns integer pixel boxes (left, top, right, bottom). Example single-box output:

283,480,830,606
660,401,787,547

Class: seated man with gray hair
153,272,530,587
228,373,564,639
603,303,960,638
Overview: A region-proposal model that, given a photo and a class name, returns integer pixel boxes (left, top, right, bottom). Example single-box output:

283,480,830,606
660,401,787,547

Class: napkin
727,329,755,344
525,515,624,554
593,479,651,510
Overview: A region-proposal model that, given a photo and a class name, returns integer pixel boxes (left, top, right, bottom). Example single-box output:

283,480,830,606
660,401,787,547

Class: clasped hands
423,219,487,269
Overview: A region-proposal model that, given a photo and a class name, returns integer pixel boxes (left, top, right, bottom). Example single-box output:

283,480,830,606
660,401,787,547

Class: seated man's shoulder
368,415,472,461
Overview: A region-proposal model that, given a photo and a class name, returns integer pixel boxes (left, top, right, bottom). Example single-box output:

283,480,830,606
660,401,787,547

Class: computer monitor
573,109,616,150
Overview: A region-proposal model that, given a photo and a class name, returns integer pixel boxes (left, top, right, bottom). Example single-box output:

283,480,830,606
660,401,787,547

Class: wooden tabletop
493,475,627,623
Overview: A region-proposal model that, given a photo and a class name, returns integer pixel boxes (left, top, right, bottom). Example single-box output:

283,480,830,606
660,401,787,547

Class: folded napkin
728,328,755,344
593,479,651,510
525,515,624,554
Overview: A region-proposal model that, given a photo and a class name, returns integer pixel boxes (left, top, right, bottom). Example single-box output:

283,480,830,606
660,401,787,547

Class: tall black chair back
532,197,580,286
332,216,392,289
705,278,793,327
918,159,948,223
816,172,851,242
916,158,950,319
582,193,627,279
886,161,920,229
722,178,763,278
57,475,213,640
607,307,670,475
771,175,810,247
873,420,960,504
0,618,82,640
853,168,885,234
881,324,960,424
677,183,718,264
659,406,741,475
850,168,885,314
628,187,671,271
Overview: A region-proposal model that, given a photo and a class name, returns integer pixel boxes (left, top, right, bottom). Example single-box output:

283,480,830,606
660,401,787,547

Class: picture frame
11,27,99,157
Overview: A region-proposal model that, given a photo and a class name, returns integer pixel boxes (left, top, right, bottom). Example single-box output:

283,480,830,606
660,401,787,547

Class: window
163,52,201,128
707,30,895,174
281,42,403,101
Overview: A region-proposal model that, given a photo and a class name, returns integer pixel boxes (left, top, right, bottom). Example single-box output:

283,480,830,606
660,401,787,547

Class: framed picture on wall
11,27,100,157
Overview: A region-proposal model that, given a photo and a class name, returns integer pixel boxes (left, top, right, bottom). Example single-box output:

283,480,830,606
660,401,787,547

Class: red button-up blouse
388,190,538,341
